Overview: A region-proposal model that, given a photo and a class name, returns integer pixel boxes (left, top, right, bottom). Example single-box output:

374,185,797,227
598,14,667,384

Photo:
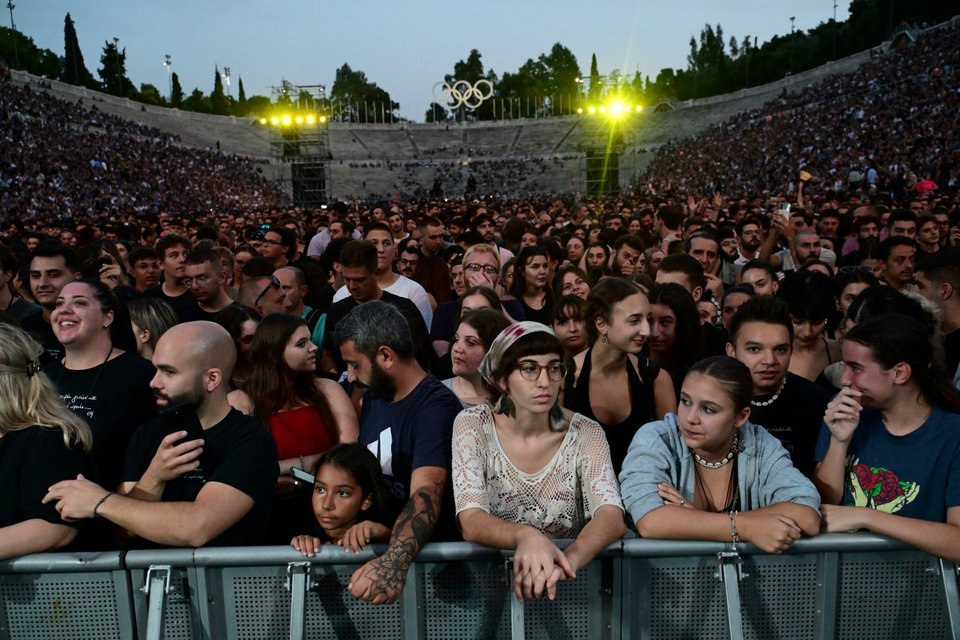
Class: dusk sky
14,1,851,120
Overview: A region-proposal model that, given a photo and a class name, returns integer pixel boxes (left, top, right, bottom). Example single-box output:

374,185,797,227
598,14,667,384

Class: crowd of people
0,79,286,226
0,20,959,609
640,19,960,199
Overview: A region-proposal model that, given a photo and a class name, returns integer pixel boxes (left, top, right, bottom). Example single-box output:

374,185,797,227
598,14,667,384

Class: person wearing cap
452,321,625,602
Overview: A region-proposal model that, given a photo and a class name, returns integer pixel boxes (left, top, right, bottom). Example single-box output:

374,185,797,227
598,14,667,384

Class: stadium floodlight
635,105,643,112
577,107,583,114
294,115,304,124
269,116,280,126
608,101,625,116
306,114,316,125
319,116,327,124
588,106,596,114
281,115,292,126
258,117,267,125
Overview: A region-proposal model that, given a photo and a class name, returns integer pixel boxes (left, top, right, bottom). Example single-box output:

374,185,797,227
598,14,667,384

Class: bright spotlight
635,105,643,112
269,116,280,126
319,115,327,124
258,117,267,125
588,106,596,114
609,101,625,116
281,115,292,126
295,115,304,124
577,107,583,114
598,106,606,113
306,114,316,125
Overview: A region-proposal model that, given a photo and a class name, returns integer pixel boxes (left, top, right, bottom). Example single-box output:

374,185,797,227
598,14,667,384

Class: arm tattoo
387,481,442,560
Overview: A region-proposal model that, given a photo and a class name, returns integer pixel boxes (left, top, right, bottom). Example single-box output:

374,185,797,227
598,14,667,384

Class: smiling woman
43,279,157,488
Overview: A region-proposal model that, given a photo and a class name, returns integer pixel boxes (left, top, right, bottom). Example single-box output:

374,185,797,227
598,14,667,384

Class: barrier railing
0,534,957,639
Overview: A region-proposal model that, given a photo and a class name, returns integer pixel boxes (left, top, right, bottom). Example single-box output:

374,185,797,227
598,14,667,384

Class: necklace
56,345,114,398
693,456,740,512
692,431,741,469
751,376,787,407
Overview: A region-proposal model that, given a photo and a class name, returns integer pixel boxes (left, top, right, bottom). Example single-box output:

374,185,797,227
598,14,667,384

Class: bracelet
299,455,306,471
93,492,115,518
728,510,740,547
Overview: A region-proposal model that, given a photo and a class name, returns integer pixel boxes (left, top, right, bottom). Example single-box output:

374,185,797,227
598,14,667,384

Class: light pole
6,1,18,69
222,66,231,97
113,36,121,95
164,55,172,100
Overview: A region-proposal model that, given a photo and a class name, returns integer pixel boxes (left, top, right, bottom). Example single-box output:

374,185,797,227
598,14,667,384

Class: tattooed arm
349,466,446,604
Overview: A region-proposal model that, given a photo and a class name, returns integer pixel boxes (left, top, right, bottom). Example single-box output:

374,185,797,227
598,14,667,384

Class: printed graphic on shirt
845,455,920,513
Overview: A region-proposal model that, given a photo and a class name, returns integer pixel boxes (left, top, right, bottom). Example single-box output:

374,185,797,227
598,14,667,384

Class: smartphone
159,403,204,446
778,202,791,222
290,466,315,484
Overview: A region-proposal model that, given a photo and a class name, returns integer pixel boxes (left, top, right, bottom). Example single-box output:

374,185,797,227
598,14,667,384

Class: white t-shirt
332,275,433,330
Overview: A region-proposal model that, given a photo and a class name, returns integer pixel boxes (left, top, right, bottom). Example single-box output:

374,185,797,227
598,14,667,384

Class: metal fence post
939,559,960,639
508,559,525,640
141,565,172,640
815,551,839,640
717,551,745,640
286,562,312,640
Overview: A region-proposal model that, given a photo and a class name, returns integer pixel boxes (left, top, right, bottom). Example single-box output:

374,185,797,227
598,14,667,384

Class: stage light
635,105,643,112
295,115,304,124
306,114,316,125
319,115,327,124
577,107,583,114
609,101,625,116
258,117,267,125
281,115,292,126
599,106,606,113
588,106,596,114
269,116,280,126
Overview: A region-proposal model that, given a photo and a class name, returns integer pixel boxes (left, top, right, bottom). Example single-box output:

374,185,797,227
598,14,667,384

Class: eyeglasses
398,258,419,267
516,360,566,381
837,265,874,274
254,276,281,306
464,263,499,275
181,274,210,287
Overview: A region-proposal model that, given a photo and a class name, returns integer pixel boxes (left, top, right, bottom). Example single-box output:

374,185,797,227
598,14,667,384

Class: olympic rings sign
433,79,494,110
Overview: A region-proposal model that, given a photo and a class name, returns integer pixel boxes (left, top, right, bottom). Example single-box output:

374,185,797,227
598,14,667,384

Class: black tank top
567,348,659,474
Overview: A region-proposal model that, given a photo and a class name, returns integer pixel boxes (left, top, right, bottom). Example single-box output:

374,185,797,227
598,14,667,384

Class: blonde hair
463,243,501,270
0,323,92,451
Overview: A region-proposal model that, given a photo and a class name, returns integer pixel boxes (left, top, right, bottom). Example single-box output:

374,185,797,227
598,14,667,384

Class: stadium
0,8,959,640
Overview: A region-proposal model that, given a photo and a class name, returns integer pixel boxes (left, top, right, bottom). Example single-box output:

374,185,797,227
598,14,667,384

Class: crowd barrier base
0,534,957,639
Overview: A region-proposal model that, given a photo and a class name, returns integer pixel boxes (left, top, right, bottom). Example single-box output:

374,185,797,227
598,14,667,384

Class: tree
98,40,135,97
61,13,97,89
245,95,271,116
170,72,184,107
138,83,165,106
425,102,450,123
183,88,210,113
235,77,247,115
0,26,62,77
538,43,581,114
588,53,601,102
211,67,228,115
329,63,398,123
445,49,498,121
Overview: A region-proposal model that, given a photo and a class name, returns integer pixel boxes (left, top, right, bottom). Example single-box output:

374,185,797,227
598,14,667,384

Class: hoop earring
600,333,608,343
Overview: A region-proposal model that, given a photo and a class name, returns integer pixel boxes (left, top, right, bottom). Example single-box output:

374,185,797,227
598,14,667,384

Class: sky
13,1,852,121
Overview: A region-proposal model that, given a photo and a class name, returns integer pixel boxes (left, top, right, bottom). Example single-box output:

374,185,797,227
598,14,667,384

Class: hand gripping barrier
0,534,957,639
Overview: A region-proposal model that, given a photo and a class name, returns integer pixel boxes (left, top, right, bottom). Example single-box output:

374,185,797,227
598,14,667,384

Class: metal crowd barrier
0,534,957,639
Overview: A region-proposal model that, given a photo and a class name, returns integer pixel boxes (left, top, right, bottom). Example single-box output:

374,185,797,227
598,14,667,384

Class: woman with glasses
452,322,626,602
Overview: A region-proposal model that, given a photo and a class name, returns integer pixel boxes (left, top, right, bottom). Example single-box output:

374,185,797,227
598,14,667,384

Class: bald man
45,322,278,547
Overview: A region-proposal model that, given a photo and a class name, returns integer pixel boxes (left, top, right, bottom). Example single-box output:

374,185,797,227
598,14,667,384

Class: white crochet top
452,403,624,538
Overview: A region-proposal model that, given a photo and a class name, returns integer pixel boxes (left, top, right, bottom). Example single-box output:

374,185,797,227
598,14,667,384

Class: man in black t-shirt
44,321,277,547
322,240,431,374
142,234,200,322
726,295,829,478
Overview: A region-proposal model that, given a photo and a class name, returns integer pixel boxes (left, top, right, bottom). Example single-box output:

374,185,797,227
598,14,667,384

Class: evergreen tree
588,53,601,101
211,66,228,115
236,77,247,115
171,72,184,107
61,13,97,89
98,40,133,97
